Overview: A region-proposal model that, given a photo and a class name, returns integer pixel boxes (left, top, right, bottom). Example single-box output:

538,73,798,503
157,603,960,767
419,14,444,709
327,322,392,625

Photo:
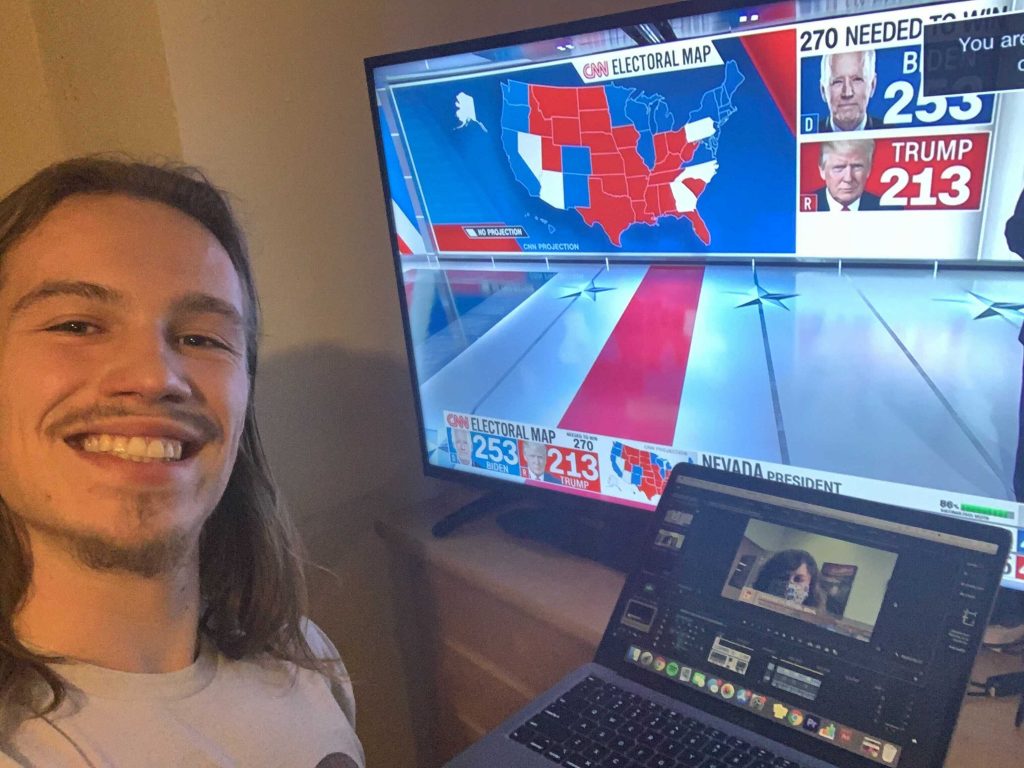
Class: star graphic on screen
966,291,1024,320
935,291,1024,320
735,273,798,310
560,278,615,301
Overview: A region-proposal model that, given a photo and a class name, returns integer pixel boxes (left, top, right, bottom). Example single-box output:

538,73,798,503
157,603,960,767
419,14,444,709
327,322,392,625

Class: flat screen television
366,0,1024,588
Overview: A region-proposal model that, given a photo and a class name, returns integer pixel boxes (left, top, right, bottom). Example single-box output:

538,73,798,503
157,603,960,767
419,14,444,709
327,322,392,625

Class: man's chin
833,189,862,206
70,529,194,578
833,111,864,131
26,516,195,579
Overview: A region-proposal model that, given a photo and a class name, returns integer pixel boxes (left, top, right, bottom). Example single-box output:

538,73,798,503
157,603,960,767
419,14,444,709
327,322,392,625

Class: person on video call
521,440,549,481
753,549,822,609
814,139,884,212
1008,185,1024,502
0,158,364,766
451,427,472,466
818,49,881,132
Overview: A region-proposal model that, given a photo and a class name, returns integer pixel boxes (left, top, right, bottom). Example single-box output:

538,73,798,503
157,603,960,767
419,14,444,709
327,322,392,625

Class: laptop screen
596,464,1009,768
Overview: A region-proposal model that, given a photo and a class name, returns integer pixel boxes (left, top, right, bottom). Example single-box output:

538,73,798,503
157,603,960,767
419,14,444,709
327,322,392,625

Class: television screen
366,0,1024,588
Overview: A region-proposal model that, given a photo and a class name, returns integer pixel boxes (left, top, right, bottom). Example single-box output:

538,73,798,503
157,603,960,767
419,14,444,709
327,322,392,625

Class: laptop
445,462,1011,768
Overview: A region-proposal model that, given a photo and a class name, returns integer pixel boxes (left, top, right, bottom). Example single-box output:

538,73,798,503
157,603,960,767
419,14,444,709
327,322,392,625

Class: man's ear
868,75,877,98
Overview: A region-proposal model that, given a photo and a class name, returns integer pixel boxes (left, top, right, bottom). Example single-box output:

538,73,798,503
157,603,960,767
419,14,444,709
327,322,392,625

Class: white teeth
80,434,184,462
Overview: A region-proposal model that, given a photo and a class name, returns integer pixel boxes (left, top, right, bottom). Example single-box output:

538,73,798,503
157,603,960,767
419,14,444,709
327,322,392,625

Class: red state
580,108,612,133
636,463,663,499
529,108,552,138
681,178,707,198
620,149,650,177
541,137,561,171
531,84,579,118
621,446,640,465
642,184,678,218
598,175,628,197
612,125,640,148
591,152,625,176
577,86,608,110
653,130,696,174
658,184,676,215
650,169,680,186
644,185,664,216
580,130,617,154
649,129,696,173
683,211,711,245
666,129,692,156
631,200,651,224
529,88,543,115
626,175,648,201
653,133,669,163
577,177,641,246
551,116,581,146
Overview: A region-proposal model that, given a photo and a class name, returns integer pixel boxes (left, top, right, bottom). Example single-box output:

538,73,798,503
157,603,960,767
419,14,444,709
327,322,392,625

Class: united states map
500,61,744,247
610,441,673,500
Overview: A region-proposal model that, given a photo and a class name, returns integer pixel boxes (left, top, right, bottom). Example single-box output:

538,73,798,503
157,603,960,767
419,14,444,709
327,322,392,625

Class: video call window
721,519,898,642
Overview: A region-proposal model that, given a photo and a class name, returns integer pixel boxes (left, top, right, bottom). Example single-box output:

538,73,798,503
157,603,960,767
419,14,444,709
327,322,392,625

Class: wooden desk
377,499,1024,768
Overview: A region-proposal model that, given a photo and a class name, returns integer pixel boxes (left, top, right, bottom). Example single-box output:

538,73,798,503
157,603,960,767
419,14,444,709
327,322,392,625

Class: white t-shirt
0,623,364,768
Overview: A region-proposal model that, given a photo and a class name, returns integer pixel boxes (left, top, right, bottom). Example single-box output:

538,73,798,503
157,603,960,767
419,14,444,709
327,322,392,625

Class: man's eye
46,320,99,335
180,334,224,348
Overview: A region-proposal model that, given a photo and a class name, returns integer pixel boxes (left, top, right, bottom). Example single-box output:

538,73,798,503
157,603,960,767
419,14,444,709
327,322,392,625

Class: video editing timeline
606,477,1002,767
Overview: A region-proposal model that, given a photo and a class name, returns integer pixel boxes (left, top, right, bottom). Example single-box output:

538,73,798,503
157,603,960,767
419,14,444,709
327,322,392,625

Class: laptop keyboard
509,675,808,768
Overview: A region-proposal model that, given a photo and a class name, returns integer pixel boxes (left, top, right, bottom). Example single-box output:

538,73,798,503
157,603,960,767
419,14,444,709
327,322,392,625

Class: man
813,139,884,211
520,440,549,481
0,159,364,767
451,427,472,466
818,49,881,132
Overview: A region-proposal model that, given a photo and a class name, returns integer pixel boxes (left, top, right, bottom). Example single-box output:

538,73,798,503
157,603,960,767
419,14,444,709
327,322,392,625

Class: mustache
46,403,221,443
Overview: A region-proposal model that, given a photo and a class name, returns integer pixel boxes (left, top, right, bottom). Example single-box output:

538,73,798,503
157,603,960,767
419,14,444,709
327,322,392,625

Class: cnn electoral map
387,31,797,255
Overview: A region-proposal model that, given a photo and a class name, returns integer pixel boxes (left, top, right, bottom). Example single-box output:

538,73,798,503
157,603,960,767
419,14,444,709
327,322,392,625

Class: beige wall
3,1,655,764
0,0,63,189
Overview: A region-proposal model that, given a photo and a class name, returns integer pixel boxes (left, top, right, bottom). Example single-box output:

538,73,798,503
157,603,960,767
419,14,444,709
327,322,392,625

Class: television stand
495,504,647,573
431,489,517,537
431,490,648,573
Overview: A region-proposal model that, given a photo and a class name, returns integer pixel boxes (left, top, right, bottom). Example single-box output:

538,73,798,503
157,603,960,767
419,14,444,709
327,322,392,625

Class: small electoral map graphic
610,441,674,500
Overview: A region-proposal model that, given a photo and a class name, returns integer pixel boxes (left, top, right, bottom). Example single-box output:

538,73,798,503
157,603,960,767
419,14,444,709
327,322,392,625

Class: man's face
0,195,249,576
821,52,876,131
819,148,871,206
522,441,547,477
452,429,471,465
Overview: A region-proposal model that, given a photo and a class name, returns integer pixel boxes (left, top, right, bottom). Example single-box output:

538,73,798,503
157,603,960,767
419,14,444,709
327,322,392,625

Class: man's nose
99,331,192,402
841,79,854,98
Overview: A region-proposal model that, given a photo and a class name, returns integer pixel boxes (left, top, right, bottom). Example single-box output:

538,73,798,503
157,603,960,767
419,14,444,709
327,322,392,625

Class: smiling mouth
69,434,192,463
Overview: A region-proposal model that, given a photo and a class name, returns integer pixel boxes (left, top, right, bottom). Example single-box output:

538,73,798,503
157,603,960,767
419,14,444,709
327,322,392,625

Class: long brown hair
0,157,333,717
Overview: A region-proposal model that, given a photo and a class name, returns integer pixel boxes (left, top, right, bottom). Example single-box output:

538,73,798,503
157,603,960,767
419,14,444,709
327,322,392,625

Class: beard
7,491,197,579
64,526,192,579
